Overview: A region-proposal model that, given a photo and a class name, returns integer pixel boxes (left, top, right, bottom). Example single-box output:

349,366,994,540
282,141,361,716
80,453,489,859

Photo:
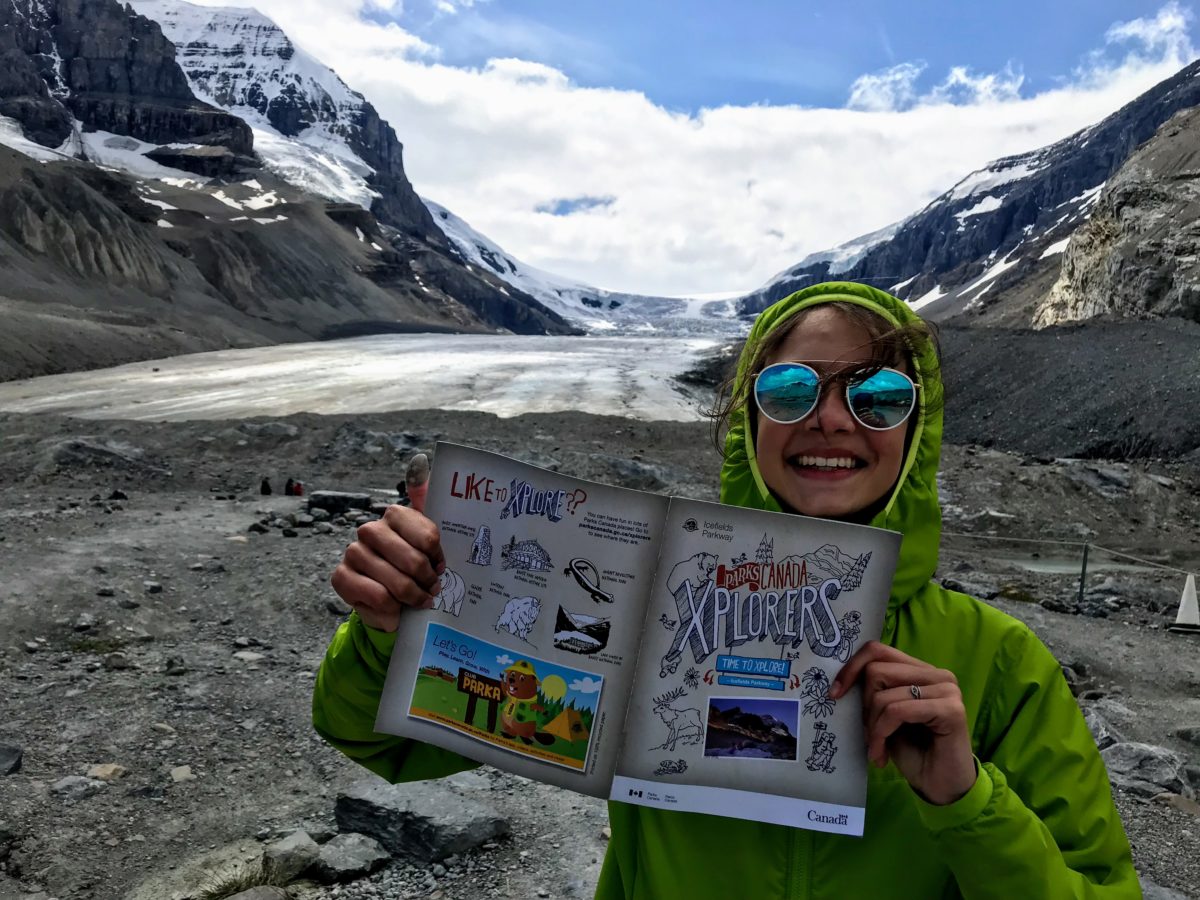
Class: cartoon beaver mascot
499,660,557,746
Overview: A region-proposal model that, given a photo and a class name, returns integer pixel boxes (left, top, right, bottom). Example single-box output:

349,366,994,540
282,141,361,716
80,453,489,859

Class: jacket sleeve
312,612,480,783
915,626,1141,899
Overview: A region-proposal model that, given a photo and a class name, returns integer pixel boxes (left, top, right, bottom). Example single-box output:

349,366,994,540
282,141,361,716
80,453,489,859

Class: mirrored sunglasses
753,362,918,431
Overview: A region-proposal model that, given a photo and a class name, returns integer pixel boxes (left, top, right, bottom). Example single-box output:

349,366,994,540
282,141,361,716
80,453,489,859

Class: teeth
795,456,857,469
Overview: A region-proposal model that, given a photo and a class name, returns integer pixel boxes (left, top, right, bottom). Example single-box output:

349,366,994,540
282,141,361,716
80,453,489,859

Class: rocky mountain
0,0,581,381
127,0,440,241
0,0,254,172
0,143,578,381
740,60,1200,326
1035,104,1200,325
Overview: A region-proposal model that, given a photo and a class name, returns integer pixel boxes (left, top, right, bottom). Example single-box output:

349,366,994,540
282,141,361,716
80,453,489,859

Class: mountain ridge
740,59,1200,327
0,0,584,381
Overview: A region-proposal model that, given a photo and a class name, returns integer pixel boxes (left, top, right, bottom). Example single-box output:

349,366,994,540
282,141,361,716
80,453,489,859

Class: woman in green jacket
314,281,1140,899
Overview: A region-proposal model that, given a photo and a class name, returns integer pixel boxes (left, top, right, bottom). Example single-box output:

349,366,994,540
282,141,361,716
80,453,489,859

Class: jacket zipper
788,829,812,899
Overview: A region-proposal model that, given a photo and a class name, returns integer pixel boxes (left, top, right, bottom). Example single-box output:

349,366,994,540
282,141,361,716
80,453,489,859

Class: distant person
284,478,295,497
396,480,410,507
313,283,1138,898
259,477,271,496
294,480,304,497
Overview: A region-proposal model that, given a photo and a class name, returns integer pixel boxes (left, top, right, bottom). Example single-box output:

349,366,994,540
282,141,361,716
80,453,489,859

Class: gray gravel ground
0,408,1198,898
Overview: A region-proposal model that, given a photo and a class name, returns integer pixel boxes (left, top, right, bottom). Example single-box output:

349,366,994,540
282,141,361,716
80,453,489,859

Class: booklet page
375,443,670,797
611,497,901,835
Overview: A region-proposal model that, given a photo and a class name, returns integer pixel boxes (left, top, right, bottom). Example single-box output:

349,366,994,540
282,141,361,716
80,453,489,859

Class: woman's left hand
828,641,976,806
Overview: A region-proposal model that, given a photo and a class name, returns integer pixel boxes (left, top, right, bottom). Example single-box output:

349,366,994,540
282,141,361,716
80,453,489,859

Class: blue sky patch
536,196,616,216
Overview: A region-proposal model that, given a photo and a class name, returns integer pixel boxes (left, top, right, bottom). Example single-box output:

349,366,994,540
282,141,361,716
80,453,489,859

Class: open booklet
376,442,901,836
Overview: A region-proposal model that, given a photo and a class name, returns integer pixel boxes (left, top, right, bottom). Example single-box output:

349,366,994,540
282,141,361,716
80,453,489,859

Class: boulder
335,777,509,861
307,491,373,516
0,745,22,776
309,833,389,883
50,776,105,802
1081,705,1125,750
1173,725,1200,748
1102,742,1189,796
263,830,319,881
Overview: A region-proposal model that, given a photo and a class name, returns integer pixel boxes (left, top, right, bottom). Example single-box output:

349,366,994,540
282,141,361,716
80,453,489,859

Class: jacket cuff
915,758,993,833
351,611,399,657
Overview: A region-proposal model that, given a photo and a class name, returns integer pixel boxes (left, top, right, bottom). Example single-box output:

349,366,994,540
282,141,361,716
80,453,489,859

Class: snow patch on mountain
771,218,906,283
948,159,1043,202
955,194,1004,224
130,0,380,207
83,131,210,183
0,116,74,162
248,125,377,207
426,199,742,334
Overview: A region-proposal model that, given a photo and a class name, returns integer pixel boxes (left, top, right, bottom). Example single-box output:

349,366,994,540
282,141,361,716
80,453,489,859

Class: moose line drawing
650,686,704,752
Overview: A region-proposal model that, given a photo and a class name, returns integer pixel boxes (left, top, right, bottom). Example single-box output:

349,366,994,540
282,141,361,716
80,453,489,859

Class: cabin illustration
500,536,552,571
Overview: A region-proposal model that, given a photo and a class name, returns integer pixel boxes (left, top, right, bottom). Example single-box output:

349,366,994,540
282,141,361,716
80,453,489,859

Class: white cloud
178,0,1199,296
434,0,483,14
926,63,1024,106
1106,0,1193,59
847,62,926,112
482,57,570,88
569,676,602,694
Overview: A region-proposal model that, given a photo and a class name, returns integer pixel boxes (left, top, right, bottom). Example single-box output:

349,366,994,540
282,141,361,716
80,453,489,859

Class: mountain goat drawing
651,686,704,752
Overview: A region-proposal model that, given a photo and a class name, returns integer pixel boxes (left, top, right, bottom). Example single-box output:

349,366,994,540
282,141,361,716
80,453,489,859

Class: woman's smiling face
754,307,911,521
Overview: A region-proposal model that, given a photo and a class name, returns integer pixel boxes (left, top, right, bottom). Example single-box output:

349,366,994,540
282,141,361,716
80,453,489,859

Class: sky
188,0,1200,297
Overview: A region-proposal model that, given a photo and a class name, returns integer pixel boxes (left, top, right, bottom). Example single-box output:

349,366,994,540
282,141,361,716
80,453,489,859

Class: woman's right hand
330,505,446,633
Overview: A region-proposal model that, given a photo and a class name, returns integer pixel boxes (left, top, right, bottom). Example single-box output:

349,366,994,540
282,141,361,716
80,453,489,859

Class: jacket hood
719,281,943,619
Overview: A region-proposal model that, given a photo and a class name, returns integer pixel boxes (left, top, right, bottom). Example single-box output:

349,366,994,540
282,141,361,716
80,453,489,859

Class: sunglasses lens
756,364,820,423
847,369,916,430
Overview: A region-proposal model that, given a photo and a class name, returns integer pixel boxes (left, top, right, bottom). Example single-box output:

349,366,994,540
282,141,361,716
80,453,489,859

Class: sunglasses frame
753,361,920,431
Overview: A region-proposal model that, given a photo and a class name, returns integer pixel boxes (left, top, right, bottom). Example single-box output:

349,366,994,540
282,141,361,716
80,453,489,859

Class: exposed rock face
144,143,246,176
0,152,183,293
1035,105,1200,326
0,0,78,145
0,140,577,381
131,0,439,240
0,0,253,168
739,60,1200,324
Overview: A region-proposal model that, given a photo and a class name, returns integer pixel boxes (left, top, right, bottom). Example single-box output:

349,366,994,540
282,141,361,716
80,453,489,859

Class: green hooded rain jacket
313,282,1140,899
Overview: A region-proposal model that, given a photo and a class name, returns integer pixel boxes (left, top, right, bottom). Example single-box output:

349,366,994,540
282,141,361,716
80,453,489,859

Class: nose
806,383,856,433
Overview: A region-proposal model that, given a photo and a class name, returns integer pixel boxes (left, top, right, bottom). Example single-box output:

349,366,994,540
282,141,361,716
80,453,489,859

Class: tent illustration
543,707,590,743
